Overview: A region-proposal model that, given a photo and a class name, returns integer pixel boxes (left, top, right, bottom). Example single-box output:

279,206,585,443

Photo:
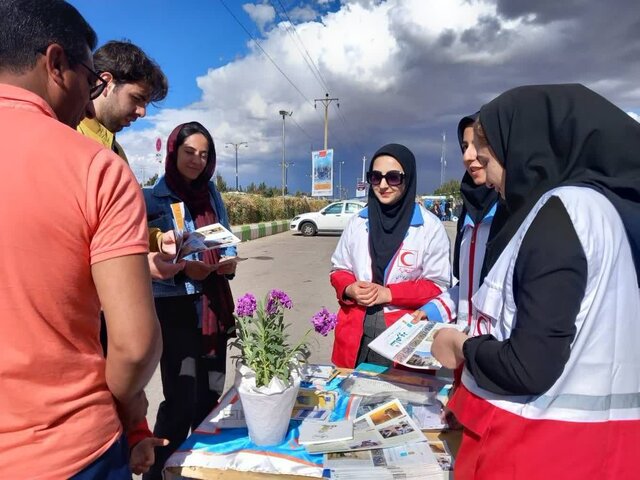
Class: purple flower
311,307,338,336
266,289,293,315
236,293,257,317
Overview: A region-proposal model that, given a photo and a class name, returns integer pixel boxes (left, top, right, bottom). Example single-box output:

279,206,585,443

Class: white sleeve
331,215,357,273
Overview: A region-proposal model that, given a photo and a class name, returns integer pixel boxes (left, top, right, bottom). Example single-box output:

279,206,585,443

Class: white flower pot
236,366,301,446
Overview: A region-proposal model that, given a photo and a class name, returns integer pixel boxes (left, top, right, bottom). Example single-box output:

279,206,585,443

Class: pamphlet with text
368,315,465,369
170,202,241,260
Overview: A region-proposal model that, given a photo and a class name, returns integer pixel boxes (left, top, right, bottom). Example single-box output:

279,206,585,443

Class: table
164,369,461,480
165,430,460,479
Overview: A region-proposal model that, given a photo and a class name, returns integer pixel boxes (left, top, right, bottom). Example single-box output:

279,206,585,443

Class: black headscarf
368,143,417,285
452,113,499,279
479,84,640,285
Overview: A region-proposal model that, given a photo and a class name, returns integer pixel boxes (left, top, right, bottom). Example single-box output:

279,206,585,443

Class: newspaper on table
324,443,445,480
368,315,466,369
298,420,353,445
340,371,446,405
169,202,241,260
305,399,425,454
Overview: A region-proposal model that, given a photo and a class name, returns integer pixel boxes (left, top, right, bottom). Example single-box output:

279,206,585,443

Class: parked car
290,200,366,236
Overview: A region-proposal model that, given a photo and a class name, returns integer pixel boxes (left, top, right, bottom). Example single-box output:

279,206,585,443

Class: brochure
298,420,353,445
323,443,443,479
170,202,241,260
304,399,426,454
368,315,466,369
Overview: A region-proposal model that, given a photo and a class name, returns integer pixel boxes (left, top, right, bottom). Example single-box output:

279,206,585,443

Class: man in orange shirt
0,1,161,478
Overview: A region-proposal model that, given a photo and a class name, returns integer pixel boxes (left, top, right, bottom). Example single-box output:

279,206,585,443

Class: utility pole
225,141,248,191
439,131,446,186
338,160,344,199
279,110,293,197
285,162,295,192
314,93,339,150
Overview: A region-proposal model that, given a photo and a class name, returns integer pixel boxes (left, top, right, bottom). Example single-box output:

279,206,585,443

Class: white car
290,200,366,236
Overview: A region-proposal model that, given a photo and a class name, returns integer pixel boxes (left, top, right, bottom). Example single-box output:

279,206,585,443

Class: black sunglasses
38,46,107,100
367,170,405,186
77,62,108,100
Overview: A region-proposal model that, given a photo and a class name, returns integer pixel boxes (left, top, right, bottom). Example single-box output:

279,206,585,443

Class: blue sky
67,1,640,197
69,1,253,113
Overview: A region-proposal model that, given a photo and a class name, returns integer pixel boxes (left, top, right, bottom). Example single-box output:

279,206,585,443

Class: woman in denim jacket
142,122,237,480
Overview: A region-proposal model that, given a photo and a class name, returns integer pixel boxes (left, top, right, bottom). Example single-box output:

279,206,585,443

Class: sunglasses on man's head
366,170,405,186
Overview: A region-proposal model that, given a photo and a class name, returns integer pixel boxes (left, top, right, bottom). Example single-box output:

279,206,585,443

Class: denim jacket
143,176,237,298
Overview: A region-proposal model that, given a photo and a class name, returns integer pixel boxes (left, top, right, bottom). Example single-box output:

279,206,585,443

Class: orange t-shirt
0,85,149,478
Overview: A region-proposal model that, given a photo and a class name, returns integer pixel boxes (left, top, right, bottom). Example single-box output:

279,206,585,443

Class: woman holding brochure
432,84,640,479
330,143,451,368
143,122,237,480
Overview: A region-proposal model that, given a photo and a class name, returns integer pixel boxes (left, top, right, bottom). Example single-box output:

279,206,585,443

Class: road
144,223,458,433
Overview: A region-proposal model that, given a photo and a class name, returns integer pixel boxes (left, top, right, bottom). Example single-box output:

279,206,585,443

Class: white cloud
120,0,640,195
289,6,319,22
242,2,276,33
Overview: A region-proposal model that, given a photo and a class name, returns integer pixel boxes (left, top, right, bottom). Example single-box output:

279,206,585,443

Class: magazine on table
169,202,241,261
368,315,466,369
304,399,426,454
323,443,444,479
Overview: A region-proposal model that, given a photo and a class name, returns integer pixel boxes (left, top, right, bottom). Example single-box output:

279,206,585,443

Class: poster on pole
355,180,367,198
311,149,333,197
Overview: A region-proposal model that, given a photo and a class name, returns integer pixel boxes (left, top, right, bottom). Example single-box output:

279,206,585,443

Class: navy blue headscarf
367,144,417,285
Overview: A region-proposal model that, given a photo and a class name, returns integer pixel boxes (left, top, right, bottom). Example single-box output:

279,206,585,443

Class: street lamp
225,141,248,191
338,161,344,199
285,161,295,193
279,110,292,197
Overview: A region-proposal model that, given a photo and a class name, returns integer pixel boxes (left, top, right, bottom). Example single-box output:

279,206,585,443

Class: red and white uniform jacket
450,187,640,479
420,203,497,327
330,204,451,368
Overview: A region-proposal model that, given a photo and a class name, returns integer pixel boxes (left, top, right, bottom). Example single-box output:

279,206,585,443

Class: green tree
142,173,158,187
216,173,228,192
432,179,461,198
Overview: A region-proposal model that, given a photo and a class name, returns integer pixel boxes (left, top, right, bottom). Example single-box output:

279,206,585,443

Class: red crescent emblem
399,251,415,267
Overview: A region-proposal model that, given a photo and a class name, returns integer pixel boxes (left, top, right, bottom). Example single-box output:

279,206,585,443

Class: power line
218,0,314,110
270,0,331,94
289,115,313,142
219,1,350,155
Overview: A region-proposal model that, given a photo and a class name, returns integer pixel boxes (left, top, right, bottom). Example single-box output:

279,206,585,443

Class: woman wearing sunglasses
330,143,451,368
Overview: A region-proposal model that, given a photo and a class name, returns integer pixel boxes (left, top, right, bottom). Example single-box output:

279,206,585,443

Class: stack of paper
305,399,425,454
298,420,353,446
323,443,446,479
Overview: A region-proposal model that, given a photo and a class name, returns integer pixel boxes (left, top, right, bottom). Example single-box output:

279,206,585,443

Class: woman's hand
345,281,379,306
184,260,214,281
158,230,178,256
431,328,468,369
410,310,427,323
216,257,237,276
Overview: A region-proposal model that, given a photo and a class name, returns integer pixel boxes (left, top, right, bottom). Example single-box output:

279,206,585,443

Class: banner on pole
311,149,333,197
355,180,367,198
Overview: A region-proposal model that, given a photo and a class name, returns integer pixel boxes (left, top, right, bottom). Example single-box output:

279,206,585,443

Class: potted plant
232,290,337,446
